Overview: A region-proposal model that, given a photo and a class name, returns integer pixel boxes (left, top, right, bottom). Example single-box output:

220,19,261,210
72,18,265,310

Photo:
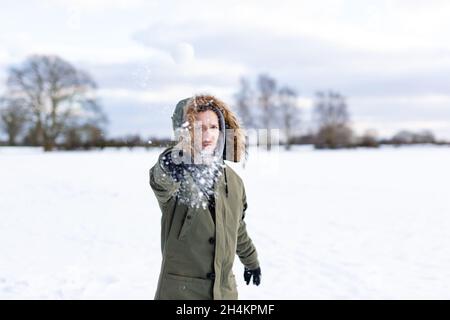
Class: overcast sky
1,0,450,139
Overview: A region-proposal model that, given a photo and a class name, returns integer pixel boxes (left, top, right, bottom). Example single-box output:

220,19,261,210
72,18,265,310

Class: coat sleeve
149,147,181,204
236,184,260,270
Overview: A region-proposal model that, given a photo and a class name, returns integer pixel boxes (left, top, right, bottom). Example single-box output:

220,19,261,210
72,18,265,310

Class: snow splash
174,152,225,210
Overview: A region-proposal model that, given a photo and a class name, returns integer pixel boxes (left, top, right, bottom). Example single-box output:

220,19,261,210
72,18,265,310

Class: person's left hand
244,266,261,286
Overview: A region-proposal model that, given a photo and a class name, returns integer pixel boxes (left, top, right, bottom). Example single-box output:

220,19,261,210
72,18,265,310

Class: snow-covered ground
1,145,450,299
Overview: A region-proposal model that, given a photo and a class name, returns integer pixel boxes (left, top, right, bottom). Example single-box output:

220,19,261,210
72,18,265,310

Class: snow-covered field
1,145,450,299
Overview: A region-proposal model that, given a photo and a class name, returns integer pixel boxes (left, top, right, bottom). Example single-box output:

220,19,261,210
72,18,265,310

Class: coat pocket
222,274,238,300
160,273,212,300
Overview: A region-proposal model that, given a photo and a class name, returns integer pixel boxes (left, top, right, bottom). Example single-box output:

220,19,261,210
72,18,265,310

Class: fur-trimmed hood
171,94,246,163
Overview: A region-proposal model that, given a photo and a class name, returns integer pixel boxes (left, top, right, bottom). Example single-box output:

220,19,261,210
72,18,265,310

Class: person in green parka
149,94,261,300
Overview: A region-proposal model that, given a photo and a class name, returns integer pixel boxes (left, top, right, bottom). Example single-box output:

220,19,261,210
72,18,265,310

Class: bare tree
234,77,255,128
414,130,435,144
5,54,107,151
0,97,29,145
278,86,301,150
391,129,435,145
257,73,278,150
359,129,379,148
62,122,106,150
313,90,353,149
314,91,349,127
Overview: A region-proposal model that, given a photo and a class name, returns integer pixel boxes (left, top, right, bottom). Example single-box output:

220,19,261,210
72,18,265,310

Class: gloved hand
244,266,261,286
161,134,193,182
161,148,185,182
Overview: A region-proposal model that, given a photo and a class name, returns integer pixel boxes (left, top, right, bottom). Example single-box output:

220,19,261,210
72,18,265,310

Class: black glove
244,267,261,286
161,148,185,182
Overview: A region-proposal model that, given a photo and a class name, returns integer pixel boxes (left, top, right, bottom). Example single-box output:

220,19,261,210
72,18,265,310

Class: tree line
1,55,448,151
234,73,449,149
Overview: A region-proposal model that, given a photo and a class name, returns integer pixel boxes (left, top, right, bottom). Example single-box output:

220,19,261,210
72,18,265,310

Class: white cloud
352,94,450,106
27,44,168,65
0,49,11,68
133,0,450,54
98,85,237,106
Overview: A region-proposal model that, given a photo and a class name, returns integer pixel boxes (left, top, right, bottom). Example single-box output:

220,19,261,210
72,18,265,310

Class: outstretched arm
149,147,182,204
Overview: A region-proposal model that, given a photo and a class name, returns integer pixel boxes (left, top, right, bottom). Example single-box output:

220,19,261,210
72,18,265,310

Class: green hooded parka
149,96,259,300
